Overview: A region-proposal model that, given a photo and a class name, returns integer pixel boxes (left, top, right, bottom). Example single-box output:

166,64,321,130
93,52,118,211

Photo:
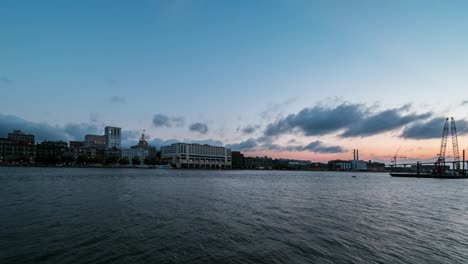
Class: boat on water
390,172,468,179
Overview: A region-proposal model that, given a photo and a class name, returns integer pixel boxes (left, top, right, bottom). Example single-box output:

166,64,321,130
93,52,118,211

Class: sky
1,0,468,163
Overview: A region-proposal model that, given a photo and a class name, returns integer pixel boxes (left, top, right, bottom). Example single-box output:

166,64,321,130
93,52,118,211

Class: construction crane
392,147,406,169
451,117,461,170
435,117,460,174
437,118,449,166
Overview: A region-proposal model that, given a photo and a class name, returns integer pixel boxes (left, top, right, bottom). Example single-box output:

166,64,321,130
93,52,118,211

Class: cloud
265,102,365,137
0,114,64,141
64,123,100,140
261,98,298,121
226,137,345,154
0,114,100,142
296,141,345,153
110,96,125,104
401,117,468,139
148,138,180,149
0,76,12,84
152,114,171,127
189,122,208,134
226,138,258,151
462,100,468,106
188,139,223,146
121,130,142,147
152,114,185,128
148,138,224,149
341,106,432,137
265,102,432,138
241,125,259,134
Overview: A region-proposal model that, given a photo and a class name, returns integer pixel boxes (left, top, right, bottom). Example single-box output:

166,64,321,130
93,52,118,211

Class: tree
77,154,88,165
105,156,119,165
62,153,75,164
119,157,130,165
132,155,141,166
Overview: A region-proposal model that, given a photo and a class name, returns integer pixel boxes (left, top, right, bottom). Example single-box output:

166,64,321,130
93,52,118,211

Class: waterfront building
231,151,245,169
0,130,36,163
351,160,368,171
122,148,150,164
36,141,68,164
84,134,106,149
367,161,386,172
328,160,352,170
121,132,156,164
244,156,273,169
161,143,232,169
8,130,35,144
69,141,83,149
105,126,121,149
130,133,156,157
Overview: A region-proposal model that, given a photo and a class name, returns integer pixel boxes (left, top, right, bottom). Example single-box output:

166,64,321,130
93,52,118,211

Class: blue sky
2,0,468,161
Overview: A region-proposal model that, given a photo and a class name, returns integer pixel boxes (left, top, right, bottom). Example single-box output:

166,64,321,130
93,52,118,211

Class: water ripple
1,168,468,263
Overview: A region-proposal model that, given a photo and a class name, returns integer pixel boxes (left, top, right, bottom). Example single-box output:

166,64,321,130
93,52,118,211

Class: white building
105,126,121,149
161,143,232,169
351,160,368,171
122,148,150,164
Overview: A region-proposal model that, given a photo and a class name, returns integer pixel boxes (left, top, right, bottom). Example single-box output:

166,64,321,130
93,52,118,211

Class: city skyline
2,1,468,162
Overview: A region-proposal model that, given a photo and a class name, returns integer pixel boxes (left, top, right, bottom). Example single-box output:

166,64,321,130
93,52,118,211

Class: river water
1,167,467,264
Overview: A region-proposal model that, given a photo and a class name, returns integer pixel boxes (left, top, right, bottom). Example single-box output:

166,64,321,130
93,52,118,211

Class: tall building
105,126,121,149
161,143,232,169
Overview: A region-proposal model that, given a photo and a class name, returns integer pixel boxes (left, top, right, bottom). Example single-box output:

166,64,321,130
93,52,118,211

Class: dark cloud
152,114,185,128
0,76,12,84
110,96,125,104
401,117,468,139
341,106,432,137
297,141,345,153
0,114,64,141
226,138,258,151
265,102,365,137
226,137,344,154
152,114,171,127
0,114,99,142
241,125,259,134
189,122,208,134
265,102,431,138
